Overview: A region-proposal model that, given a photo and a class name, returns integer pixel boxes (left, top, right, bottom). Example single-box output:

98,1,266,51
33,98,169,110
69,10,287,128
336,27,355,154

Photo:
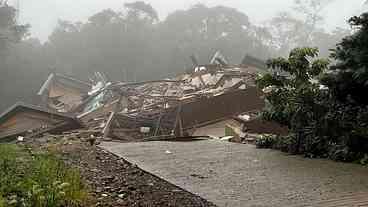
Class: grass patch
0,195,5,207
0,144,88,207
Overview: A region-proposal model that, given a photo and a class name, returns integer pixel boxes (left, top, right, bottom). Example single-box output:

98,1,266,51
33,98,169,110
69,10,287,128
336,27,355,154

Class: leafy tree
322,12,368,105
267,12,306,55
1,1,352,114
267,0,348,58
0,2,29,46
311,27,351,58
160,4,272,72
316,12,368,159
124,1,159,22
88,9,118,26
257,14,368,160
257,47,330,154
0,2,43,111
46,2,159,82
45,3,273,84
293,0,335,34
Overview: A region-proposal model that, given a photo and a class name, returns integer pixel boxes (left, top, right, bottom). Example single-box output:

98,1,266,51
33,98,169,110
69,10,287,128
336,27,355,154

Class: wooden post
154,111,164,136
102,111,115,139
173,103,183,137
178,114,184,137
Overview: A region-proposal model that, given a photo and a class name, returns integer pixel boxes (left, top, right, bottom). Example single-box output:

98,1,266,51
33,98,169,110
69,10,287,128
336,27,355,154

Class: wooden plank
102,112,115,138
154,112,163,136
25,121,67,139
173,103,182,137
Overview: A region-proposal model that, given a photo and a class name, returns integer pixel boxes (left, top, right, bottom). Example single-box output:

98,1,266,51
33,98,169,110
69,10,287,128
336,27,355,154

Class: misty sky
9,0,368,41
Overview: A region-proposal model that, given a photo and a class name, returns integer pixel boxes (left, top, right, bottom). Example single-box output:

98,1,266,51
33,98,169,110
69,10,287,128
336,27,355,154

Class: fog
2,2,368,205
15,0,366,41
0,0,367,111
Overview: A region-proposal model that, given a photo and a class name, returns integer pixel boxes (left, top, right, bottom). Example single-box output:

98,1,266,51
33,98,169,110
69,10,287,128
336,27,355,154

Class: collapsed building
0,52,287,143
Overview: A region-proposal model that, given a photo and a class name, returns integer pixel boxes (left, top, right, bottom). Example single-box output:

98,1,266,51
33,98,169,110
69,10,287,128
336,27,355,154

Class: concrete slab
101,140,368,207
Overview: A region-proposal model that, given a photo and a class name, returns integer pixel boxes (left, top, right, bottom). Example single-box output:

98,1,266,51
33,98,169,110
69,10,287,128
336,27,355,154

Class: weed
0,144,88,207
0,195,5,207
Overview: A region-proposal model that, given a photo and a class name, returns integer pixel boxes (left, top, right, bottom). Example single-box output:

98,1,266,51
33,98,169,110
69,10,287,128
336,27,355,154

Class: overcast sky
8,0,368,41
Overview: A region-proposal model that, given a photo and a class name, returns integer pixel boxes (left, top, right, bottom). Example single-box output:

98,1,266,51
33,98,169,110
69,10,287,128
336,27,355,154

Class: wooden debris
0,55,273,142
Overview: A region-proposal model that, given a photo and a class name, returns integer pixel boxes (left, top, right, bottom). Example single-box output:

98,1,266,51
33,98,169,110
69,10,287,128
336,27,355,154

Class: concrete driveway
101,139,368,207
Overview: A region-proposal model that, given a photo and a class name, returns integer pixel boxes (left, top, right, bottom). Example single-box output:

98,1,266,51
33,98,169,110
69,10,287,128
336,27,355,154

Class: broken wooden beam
102,111,115,139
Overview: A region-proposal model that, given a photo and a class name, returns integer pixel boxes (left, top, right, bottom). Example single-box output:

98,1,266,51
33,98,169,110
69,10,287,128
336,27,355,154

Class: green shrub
359,154,368,165
255,134,300,154
273,134,298,153
21,153,88,207
0,144,88,207
257,43,368,162
327,144,356,162
255,134,277,148
0,195,5,207
0,144,25,196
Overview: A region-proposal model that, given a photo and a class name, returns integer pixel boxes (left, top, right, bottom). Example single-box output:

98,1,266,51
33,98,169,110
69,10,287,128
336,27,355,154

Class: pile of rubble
0,52,287,143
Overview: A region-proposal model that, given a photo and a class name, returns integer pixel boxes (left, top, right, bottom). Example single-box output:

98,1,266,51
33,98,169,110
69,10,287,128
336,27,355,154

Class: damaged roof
0,102,80,140
0,102,76,122
1,52,279,142
37,73,92,96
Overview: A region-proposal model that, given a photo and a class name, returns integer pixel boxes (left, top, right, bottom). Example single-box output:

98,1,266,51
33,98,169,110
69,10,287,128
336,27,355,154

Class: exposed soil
51,140,216,207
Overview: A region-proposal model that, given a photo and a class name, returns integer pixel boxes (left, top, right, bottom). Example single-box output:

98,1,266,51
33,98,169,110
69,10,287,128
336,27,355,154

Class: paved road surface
101,139,368,207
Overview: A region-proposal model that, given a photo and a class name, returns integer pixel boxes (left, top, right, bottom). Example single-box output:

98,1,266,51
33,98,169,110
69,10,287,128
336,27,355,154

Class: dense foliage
0,144,88,207
256,13,368,163
322,12,368,105
256,47,330,155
